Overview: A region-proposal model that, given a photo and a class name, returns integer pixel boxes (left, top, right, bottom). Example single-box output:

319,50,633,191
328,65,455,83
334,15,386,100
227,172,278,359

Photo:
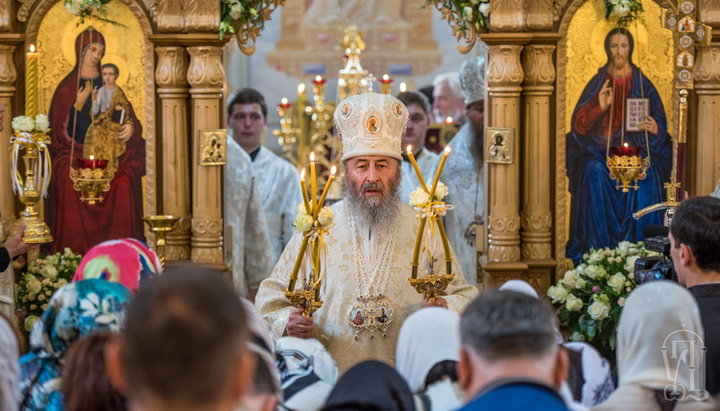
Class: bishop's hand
286,308,314,338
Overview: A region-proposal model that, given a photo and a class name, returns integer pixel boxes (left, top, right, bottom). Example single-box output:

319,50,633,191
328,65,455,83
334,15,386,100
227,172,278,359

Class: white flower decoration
408,188,430,207
587,300,610,320
565,294,583,312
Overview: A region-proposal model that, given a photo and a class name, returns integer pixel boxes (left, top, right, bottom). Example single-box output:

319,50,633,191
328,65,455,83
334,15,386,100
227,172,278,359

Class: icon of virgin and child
46,27,145,254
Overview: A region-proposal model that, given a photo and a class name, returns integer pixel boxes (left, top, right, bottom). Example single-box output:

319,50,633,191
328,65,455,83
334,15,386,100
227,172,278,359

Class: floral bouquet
548,241,650,355
427,0,491,32
16,248,82,332
11,114,50,135
294,203,334,233
604,0,644,27
64,0,120,25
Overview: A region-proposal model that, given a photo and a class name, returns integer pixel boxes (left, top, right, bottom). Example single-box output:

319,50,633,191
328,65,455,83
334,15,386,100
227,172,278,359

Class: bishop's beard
344,172,401,229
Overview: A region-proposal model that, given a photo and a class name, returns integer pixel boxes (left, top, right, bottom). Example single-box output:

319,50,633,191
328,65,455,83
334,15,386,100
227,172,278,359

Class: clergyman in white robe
399,148,438,204
255,201,477,373
225,137,275,296
251,147,303,263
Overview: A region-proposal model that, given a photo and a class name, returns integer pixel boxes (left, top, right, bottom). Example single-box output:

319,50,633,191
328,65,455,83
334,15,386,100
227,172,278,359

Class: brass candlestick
143,215,180,266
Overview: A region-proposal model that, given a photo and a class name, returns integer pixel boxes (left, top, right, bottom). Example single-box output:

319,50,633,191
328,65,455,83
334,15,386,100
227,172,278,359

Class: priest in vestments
256,91,477,373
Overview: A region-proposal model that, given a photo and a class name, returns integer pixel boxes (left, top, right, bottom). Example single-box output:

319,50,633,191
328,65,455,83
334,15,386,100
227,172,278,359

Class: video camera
633,226,677,284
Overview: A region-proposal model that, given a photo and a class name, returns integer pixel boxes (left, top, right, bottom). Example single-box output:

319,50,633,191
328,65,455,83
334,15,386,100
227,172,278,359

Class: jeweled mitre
459,56,485,106
334,91,408,161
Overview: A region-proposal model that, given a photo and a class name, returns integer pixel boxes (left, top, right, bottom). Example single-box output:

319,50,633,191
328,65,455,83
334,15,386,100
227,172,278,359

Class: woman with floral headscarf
18,279,131,410
72,238,161,293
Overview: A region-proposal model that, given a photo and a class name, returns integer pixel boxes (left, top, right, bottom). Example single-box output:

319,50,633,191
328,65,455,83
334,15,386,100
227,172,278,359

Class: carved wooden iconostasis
0,0,228,266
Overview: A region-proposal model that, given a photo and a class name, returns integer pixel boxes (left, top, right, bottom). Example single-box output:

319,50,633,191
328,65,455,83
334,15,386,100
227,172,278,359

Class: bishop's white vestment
442,123,485,285
255,200,478,373
399,148,439,204
225,138,275,295
252,147,303,262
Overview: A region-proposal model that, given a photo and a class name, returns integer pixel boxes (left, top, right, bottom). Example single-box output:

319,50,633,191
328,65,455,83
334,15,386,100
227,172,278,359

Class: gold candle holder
142,215,180,266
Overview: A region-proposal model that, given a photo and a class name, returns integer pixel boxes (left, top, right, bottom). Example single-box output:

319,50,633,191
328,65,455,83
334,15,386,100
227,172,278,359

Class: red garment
46,28,145,255
573,70,633,139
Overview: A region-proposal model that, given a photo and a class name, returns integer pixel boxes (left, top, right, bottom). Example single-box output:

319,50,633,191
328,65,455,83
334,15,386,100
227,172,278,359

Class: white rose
588,252,602,264
42,265,58,280
565,294,583,312
575,278,587,290
588,301,610,320
434,181,449,201
625,255,639,272
229,2,244,20
408,188,430,207
317,207,334,228
547,284,569,303
26,277,42,296
612,3,630,17
585,265,607,279
12,116,34,133
296,202,309,216
470,0,480,4
479,2,491,17
563,269,577,289
618,297,626,307
34,114,50,133
294,214,313,232
607,273,626,293
463,6,474,22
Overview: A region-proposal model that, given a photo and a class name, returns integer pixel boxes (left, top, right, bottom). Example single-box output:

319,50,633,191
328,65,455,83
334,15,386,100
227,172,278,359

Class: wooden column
485,44,527,284
156,46,191,261
187,46,225,265
521,44,555,293
0,44,16,233
692,45,720,196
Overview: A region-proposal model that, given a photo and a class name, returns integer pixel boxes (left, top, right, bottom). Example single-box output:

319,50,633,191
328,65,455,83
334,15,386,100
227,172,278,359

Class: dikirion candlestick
25,45,39,118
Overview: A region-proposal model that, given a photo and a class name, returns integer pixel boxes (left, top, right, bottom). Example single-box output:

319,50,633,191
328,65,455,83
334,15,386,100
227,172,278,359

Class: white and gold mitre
334,91,408,161
459,56,485,106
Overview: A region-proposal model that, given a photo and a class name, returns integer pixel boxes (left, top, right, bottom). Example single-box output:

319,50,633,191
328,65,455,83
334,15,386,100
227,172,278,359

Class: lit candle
299,169,312,215
380,74,392,83
25,44,39,118
380,74,393,94
78,155,109,170
315,166,336,217
411,218,427,279
310,152,317,210
297,83,306,94
399,82,407,93
312,75,326,85
429,146,451,198
435,216,453,275
406,145,429,193
610,142,641,157
445,116,454,125
288,236,311,292
278,97,292,109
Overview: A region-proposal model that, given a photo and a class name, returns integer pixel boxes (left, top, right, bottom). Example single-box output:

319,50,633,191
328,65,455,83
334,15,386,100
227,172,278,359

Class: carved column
187,46,225,265
693,45,720,196
0,45,16,232
156,46,191,261
490,0,525,32
521,45,555,293
525,0,553,31
485,44,527,285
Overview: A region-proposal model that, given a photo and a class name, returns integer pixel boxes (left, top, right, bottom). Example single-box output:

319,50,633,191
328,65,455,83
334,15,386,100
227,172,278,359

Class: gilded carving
0,0,13,30
522,45,556,86
521,212,551,232
695,46,720,86
487,45,524,88
155,46,189,88
191,216,224,263
488,215,521,234
191,246,223,264
525,0,554,30
185,0,220,31
699,0,720,27
488,245,522,263
187,46,225,88
522,243,552,260
192,216,223,236
199,129,227,166
16,0,35,22
526,270,550,295
489,0,525,32
0,45,17,85
155,0,185,32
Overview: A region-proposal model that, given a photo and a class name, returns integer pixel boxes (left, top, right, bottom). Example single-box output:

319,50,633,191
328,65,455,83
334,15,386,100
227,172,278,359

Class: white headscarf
499,279,539,297
396,307,460,392
0,315,19,411
617,281,704,391
275,337,338,411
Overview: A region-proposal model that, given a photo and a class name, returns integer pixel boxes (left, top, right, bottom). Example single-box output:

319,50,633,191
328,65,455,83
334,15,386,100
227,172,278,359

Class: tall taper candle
299,169,312,215
429,146,451,198
315,166,336,217
25,44,39,118
406,145,429,193
310,151,317,210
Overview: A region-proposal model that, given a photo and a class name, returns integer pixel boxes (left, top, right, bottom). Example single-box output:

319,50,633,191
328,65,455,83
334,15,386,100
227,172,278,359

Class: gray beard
344,173,401,230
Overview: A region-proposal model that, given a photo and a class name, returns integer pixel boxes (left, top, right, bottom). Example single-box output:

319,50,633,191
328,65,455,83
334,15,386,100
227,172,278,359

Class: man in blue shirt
458,290,569,410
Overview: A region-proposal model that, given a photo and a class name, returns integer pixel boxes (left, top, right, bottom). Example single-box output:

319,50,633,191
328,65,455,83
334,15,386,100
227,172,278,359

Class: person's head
459,56,485,131
62,331,125,411
101,64,119,87
227,88,268,153
322,360,414,411
432,72,466,124
396,91,431,154
669,196,720,287
73,238,162,294
458,291,568,398
604,28,634,70
617,281,704,392
107,267,254,411
334,92,407,228
276,337,338,410
19,280,130,410
396,307,460,393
